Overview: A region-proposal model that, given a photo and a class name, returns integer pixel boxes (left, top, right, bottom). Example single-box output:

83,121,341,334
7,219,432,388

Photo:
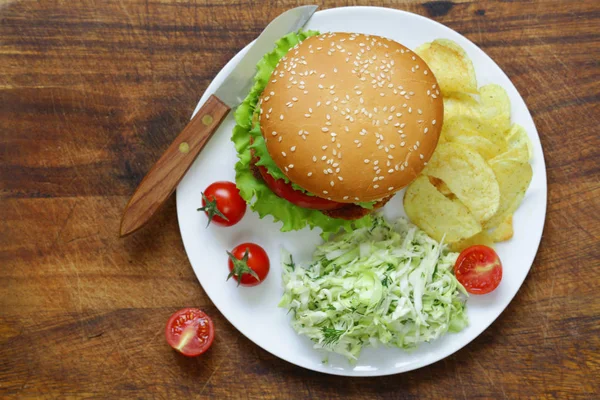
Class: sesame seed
289,164,294,169
281,151,286,157
364,159,370,164
291,146,296,152
388,155,393,159
432,120,437,125
321,156,327,161
343,196,349,200
388,169,394,173
280,115,284,120
374,184,379,189
308,172,313,177
323,190,328,194
418,109,422,115
322,127,329,132
420,154,424,159
312,156,317,162
278,136,282,142
322,145,328,150
424,128,429,134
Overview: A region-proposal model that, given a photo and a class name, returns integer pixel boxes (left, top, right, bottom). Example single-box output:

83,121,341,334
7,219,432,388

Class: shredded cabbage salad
279,216,468,361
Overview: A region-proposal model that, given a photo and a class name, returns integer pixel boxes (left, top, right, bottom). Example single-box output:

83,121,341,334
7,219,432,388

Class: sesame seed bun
258,32,443,203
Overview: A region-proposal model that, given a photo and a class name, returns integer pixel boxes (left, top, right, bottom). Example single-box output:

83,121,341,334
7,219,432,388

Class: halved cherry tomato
454,245,503,295
257,165,343,211
165,308,214,357
198,181,246,227
227,242,270,287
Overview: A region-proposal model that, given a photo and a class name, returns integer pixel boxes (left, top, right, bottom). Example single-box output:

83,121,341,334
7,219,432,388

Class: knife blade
213,5,318,108
120,6,318,237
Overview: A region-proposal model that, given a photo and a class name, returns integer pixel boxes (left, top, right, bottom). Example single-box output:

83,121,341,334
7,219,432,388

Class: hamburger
232,31,443,234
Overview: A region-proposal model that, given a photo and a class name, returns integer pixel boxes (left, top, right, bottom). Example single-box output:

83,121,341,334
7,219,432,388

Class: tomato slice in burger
165,308,214,357
454,245,503,295
257,165,343,210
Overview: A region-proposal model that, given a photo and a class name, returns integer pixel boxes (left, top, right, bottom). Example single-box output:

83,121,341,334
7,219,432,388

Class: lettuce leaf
231,30,372,234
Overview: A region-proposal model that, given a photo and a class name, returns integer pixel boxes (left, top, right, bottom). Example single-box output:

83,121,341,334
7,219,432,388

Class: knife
120,5,318,237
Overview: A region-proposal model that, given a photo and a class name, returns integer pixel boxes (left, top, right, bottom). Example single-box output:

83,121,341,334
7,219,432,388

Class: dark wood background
1,0,598,398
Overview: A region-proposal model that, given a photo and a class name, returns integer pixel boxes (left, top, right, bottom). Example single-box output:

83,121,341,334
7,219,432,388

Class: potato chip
479,84,511,134
450,231,494,252
443,93,480,123
506,124,534,161
490,146,529,164
428,176,453,196
489,215,514,242
450,135,503,160
423,143,500,223
441,115,505,158
415,39,478,95
485,159,533,229
404,176,481,243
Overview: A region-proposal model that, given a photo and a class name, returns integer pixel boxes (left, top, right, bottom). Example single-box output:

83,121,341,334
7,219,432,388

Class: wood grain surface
1,0,598,398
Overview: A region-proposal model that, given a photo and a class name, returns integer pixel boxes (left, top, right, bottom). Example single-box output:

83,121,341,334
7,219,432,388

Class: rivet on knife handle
120,95,230,237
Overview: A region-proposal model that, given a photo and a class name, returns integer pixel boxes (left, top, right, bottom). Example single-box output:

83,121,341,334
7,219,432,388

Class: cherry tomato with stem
165,308,214,357
198,181,246,227
227,243,270,287
454,245,503,295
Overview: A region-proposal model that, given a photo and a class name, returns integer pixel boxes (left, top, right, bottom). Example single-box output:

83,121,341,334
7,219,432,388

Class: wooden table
1,1,598,398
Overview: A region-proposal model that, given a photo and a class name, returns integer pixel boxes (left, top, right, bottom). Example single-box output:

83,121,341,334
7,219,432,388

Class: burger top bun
258,32,443,203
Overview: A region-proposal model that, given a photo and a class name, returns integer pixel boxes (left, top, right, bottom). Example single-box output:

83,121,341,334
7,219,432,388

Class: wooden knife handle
120,94,231,237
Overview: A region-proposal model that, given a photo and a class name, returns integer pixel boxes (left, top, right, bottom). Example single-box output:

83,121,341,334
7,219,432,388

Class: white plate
177,6,547,376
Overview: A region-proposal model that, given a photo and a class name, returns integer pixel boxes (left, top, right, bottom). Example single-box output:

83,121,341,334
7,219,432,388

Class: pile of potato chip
404,39,533,251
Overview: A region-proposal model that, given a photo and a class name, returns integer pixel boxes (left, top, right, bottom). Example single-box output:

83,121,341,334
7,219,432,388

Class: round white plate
177,6,547,376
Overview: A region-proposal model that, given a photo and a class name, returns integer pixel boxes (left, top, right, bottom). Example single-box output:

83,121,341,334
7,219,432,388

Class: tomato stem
197,192,229,227
226,249,260,286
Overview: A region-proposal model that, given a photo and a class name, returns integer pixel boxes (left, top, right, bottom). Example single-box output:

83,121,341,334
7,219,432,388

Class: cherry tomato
165,308,214,357
227,242,270,287
257,165,343,211
198,181,246,227
454,245,503,295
